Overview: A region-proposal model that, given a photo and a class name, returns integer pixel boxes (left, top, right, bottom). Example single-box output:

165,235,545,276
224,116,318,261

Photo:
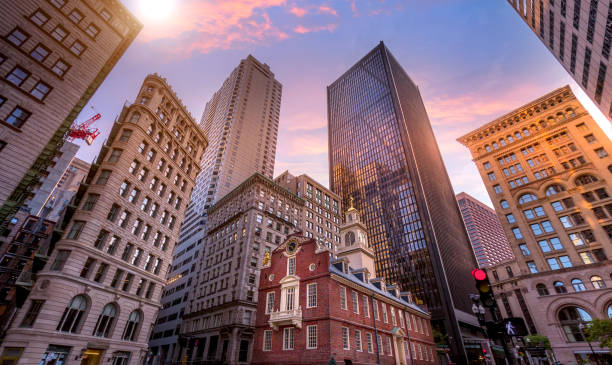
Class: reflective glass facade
328,42,476,363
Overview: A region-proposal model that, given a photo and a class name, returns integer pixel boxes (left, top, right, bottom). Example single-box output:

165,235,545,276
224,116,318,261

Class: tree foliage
524,334,551,349
585,319,612,349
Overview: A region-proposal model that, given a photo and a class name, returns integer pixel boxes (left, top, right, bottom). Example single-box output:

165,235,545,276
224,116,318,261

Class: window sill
0,119,23,132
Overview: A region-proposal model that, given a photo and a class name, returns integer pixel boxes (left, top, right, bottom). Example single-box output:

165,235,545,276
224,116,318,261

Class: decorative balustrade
268,307,302,330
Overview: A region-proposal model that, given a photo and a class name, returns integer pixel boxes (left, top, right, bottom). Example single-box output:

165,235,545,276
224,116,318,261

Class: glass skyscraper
328,42,476,363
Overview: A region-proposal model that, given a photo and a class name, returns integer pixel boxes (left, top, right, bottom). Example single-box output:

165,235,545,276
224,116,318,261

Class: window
307,283,317,308
68,9,84,23
351,291,359,313
93,263,108,283
86,24,100,38
67,220,85,239
266,292,274,314
69,40,86,56
493,184,502,194
283,327,294,350
30,9,50,26
536,284,549,296
122,311,141,341
51,25,68,42
512,227,523,239
506,214,516,223
558,306,592,342
91,303,116,338
519,244,530,256
595,147,608,158
110,269,123,288
377,335,384,355
340,286,347,310
20,300,44,327
363,296,369,317
122,273,134,292
545,184,565,196
554,281,568,293
572,278,586,291
285,287,295,310
50,250,70,271
500,200,509,209
547,257,561,270
96,169,112,185
263,330,272,351
580,251,595,264
82,194,99,211
6,67,29,87
287,257,295,275
483,162,491,169
591,275,606,289
119,129,132,142
518,193,537,204
487,172,496,181
100,8,112,20
52,59,70,76
307,325,317,349
56,295,87,333
7,28,29,46
80,258,95,278
342,327,350,349
527,261,538,273
30,44,50,62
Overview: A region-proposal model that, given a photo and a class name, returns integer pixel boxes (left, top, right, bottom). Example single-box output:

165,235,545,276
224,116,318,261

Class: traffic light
471,268,495,308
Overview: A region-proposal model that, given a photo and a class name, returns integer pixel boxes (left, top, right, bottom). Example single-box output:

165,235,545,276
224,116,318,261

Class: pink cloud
290,6,308,17
318,5,338,16
294,23,338,34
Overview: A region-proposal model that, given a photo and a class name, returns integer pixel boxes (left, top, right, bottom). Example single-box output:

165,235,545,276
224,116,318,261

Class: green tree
433,329,448,346
524,334,551,349
585,319,612,349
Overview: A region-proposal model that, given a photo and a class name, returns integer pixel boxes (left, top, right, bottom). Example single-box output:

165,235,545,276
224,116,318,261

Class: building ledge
269,307,302,330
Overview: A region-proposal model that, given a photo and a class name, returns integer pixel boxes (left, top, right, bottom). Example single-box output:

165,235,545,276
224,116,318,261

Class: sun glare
139,0,174,21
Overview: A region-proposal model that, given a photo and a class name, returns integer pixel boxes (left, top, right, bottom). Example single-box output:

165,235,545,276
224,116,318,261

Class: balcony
269,307,302,330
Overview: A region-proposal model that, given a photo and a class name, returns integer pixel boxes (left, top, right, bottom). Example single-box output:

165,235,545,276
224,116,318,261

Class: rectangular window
30,9,50,26
373,299,379,320
287,257,295,275
342,327,350,349
82,194,99,211
366,333,373,353
122,273,134,292
580,251,595,264
263,330,272,351
386,337,393,356
307,325,317,349
66,220,85,240
595,147,608,158
307,283,317,308
547,257,560,270
6,67,29,87
30,81,51,101
493,184,502,194
351,291,359,313
340,286,347,310
377,335,384,355
527,261,538,273
7,28,29,46
51,59,70,77
560,21,566,60
363,295,369,317
80,257,95,278
50,250,70,271
20,299,44,327
30,44,50,62
512,227,523,239
96,170,112,185
266,292,274,314
355,330,362,351
51,25,68,42
582,47,592,87
93,263,108,282
145,282,155,299
559,255,573,267
285,287,295,311
570,34,578,73
86,24,100,38
283,327,294,350
110,269,123,288
69,40,86,56
68,9,84,23
595,62,607,103
382,303,388,322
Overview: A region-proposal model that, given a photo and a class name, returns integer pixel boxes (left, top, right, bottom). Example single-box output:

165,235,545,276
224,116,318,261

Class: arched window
514,131,522,140
545,184,565,196
607,303,612,319
492,142,499,149
56,295,88,333
507,135,514,143
93,303,117,337
536,283,549,296
571,278,586,291
554,281,567,293
566,108,576,117
500,138,506,146
500,200,510,209
345,232,355,247
590,275,606,289
556,112,565,121
146,124,154,135
122,310,142,341
518,193,537,204
575,175,598,186
129,112,140,124
485,145,492,152
522,128,530,136
558,306,592,342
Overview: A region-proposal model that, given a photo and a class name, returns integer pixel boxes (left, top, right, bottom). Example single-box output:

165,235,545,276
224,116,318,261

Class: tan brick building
0,0,141,229
458,86,612,364
0,74,207,365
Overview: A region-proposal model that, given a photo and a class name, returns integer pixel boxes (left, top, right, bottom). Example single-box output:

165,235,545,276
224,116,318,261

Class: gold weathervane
263,251,270,266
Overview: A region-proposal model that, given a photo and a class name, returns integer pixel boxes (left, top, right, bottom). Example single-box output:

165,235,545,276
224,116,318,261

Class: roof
329,263,430,316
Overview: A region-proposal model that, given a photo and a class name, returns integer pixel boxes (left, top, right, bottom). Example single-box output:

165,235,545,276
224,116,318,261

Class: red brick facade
253,234,436,365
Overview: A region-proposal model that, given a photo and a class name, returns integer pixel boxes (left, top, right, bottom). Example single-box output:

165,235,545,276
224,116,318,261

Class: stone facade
0,0,141,228
458,85,612,364
506,0,612,121
149,55,282,360
252,205,436,365
179,173,304,364
0,74,207,365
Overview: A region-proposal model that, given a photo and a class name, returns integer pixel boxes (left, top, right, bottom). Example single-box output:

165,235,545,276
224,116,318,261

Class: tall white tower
336,197,376,276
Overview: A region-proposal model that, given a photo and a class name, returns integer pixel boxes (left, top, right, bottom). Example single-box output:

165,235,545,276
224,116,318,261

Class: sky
73,0,612,207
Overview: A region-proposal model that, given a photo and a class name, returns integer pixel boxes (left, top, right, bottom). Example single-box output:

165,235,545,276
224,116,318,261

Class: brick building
252,203,436,365
457,86,612,364
0,0,141,229
0,74,207,365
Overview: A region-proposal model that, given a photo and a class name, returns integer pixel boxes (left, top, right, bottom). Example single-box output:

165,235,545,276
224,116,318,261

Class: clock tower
336,197,376,276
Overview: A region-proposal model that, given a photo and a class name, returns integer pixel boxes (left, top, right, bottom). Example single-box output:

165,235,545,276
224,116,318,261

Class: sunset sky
74,0,612,206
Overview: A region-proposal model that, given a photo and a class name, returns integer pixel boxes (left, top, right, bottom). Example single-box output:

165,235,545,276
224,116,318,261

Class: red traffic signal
471,269,487,281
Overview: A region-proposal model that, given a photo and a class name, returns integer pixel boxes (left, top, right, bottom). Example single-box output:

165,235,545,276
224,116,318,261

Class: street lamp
578,323,599,365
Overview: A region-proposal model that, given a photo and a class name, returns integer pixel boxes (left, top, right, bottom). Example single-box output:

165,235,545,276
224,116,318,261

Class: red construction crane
67,113,101,145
